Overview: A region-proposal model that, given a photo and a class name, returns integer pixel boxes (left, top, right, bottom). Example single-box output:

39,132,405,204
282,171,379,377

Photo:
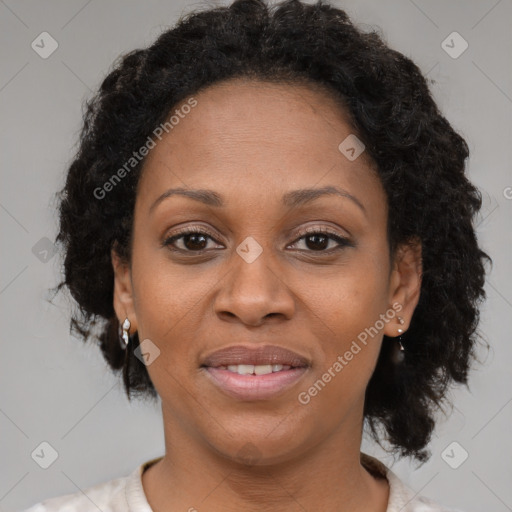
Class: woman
24,0,490,510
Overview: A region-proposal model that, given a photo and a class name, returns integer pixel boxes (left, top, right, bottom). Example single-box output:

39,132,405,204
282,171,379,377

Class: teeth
223,364,291,375
254,364,273,375
233,364,255,375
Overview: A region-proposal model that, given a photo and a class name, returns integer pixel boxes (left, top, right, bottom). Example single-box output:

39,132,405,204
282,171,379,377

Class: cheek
306,251,390,336
298,276,386,420
129,257,203,404
129,244,221,389
130,243,205,336
300,250,389,390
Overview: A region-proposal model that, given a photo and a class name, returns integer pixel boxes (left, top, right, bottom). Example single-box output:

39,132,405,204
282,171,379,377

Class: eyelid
293,225,344,238
168,224,218,239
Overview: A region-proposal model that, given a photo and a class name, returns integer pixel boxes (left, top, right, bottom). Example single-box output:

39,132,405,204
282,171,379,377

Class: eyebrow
149,185,366,215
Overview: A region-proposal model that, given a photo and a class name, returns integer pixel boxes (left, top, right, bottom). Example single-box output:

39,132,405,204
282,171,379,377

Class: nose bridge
230,233,281,299
213,233,295,324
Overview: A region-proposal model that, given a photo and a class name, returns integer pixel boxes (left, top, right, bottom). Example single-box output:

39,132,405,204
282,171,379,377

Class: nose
213,247,295,327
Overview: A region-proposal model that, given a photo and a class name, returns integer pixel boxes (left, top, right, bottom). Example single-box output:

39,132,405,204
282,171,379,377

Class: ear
111,247,137,334
383,237,422,338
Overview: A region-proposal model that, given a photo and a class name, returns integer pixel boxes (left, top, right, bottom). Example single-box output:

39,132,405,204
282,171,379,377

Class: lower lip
203,367,308,400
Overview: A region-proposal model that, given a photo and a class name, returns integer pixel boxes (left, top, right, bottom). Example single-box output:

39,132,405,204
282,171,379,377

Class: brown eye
163,227,222,252
163,226,353,255
303,233,330,251
288,228,353,253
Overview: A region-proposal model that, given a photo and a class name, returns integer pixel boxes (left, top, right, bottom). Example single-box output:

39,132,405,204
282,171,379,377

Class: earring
393,336,405,363
393,315,405,363
397,315,405,334
119,318,131,349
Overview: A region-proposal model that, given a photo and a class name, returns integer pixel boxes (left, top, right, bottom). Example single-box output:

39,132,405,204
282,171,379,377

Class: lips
201,345,310,369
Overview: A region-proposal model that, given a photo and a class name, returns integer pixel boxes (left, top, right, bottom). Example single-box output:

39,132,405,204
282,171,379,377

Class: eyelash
163,226,352,254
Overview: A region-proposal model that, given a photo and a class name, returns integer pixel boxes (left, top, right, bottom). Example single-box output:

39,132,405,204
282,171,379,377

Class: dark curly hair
54,0,491,463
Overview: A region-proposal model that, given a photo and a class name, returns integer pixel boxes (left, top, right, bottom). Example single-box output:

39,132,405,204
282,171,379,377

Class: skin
112,78,422,512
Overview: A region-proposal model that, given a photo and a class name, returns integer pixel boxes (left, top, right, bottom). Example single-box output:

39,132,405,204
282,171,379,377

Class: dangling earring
394,315,405,363
119,318,131,349
394,337,405,363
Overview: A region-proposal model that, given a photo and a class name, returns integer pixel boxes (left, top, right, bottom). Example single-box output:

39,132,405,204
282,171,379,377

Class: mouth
200,345,310,400
207,363,298,375
201,344,310,369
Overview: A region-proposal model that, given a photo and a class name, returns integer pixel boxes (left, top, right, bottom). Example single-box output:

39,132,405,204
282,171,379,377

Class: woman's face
113,78,421,464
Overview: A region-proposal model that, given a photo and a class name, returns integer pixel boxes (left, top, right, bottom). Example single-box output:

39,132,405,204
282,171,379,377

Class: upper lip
201,345,310,368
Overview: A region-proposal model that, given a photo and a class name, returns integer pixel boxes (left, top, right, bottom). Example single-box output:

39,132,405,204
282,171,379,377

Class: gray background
1,0,511,511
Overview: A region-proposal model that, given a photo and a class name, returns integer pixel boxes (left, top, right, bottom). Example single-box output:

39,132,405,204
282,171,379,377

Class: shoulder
360,452,467,512
19,472,132,512
391,485,467,512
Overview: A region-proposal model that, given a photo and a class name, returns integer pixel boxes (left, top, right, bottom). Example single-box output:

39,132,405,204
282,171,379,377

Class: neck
142,405,389,512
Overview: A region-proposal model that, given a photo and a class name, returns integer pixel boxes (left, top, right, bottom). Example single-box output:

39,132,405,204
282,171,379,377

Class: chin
203,419,315,467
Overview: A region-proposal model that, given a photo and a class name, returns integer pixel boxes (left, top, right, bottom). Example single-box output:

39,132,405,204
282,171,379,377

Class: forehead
137,78,384,214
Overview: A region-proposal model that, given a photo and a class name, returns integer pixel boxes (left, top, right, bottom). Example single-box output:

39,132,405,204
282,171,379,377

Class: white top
21,453,464,512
